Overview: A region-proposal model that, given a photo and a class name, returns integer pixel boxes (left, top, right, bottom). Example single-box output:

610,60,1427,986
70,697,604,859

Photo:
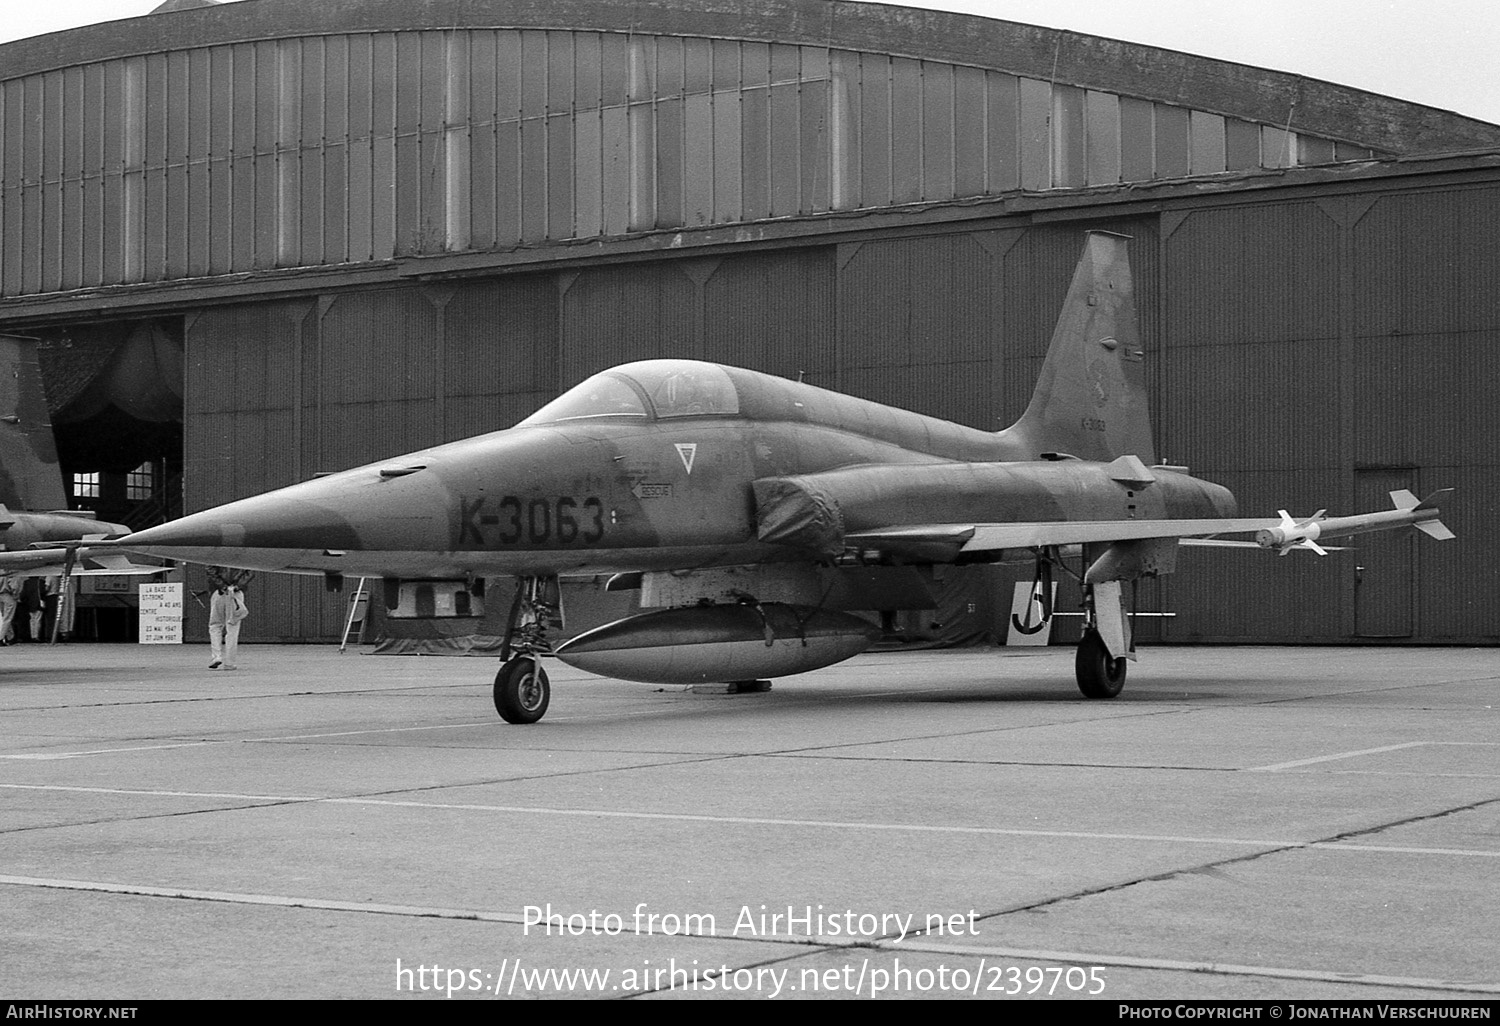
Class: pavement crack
0,798,323,836
768,752,1239,771
1316,794,1500,846
749,705,1193,759
976,794,1500,926
335,752,754,802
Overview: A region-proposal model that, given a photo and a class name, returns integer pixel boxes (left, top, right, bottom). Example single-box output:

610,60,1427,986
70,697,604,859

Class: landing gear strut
494,576,560,724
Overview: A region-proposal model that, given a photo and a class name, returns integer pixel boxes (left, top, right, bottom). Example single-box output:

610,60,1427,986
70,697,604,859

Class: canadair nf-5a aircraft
116,233,1452,723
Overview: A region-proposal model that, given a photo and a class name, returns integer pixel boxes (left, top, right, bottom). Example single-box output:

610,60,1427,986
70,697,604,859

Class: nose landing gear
494,576,560,724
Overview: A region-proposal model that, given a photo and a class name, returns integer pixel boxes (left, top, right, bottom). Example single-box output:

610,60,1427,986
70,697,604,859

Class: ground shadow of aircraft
115,233,1452,722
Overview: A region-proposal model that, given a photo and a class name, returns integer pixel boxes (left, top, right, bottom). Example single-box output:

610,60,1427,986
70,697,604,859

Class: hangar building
1,0,1496,646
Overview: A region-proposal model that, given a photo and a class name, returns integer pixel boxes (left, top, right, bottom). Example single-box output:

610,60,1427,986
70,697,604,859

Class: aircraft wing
847,517,1280,557
0,546,170,577
847,488,1453,559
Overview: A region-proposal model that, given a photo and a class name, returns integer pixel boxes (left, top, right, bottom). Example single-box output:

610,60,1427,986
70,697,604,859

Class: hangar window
126,463,154,501
73,472,100,499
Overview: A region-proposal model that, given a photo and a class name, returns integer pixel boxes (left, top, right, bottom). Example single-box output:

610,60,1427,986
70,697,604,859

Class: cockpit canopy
521,360,740,425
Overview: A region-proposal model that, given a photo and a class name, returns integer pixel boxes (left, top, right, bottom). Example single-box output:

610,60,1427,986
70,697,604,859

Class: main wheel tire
494,657,550,724
1075,629,1126,699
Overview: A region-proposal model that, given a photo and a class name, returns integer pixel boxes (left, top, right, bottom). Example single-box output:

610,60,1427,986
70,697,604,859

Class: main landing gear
1075,627,1126,699
494,576,560,724
1075,577,1130,699
1028,549,1131,700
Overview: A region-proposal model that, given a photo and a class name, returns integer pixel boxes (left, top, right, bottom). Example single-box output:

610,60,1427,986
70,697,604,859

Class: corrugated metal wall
1161,203,1349,640
839,232,1004,427
834,222,1157,430
0,29,1375,299
183,275,559,640
1350,187,1500,640
560,249,835,384
1157,187,1498,642
444,274,559,437
179,180,1496,644
183,298,340,642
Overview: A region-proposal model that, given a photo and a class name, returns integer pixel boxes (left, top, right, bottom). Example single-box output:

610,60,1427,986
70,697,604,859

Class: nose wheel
494,576,561,723
494,657,551,724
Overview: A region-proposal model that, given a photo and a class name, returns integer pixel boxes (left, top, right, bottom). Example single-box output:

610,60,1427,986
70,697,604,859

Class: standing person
0,572,18,645
19,577,44,642
206,565,253,670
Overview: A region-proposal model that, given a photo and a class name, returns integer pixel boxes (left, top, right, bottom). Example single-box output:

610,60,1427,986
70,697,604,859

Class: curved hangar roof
2,0,1497,302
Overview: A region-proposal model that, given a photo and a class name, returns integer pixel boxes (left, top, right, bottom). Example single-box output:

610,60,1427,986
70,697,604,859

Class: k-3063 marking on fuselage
459,496,607,547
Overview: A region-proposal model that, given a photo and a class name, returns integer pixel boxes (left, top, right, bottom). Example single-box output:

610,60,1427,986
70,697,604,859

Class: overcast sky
3,0,1496,125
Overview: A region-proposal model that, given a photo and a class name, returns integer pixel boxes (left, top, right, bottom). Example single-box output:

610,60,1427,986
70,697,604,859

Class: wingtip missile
1264,510,1328,556
1255,490,1453,554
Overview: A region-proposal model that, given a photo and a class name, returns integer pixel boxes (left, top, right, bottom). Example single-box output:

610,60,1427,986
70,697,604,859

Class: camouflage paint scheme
117,234,1240,579
0,334,69,513
114,234,1450,716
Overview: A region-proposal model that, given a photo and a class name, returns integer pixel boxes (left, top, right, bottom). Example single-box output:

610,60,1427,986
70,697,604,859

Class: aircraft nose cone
124,494,363,552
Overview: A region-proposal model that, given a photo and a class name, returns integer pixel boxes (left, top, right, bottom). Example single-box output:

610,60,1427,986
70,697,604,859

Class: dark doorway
37,320,184,528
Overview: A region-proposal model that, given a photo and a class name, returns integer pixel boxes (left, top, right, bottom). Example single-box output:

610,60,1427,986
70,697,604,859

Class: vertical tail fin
0,334,68,511
999,232,1156,464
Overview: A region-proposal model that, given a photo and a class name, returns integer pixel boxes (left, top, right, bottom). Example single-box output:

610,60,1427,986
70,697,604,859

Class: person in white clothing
0,572,18,644
206,566,252,670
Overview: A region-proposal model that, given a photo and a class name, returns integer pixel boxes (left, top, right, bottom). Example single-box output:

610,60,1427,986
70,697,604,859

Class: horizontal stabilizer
0,546,170,578
82,552,172,575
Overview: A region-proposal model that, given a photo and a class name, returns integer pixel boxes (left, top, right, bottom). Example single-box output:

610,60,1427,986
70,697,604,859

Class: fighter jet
0,334,132,573
115,233,1452,723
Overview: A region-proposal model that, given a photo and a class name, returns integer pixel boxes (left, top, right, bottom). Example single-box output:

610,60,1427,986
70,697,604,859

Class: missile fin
1390,489,1420,511
1414,488,1454,512
1415,520,1455,542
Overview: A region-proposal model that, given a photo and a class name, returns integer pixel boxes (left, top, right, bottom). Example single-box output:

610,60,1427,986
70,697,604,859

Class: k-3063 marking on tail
110,233,1453,722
